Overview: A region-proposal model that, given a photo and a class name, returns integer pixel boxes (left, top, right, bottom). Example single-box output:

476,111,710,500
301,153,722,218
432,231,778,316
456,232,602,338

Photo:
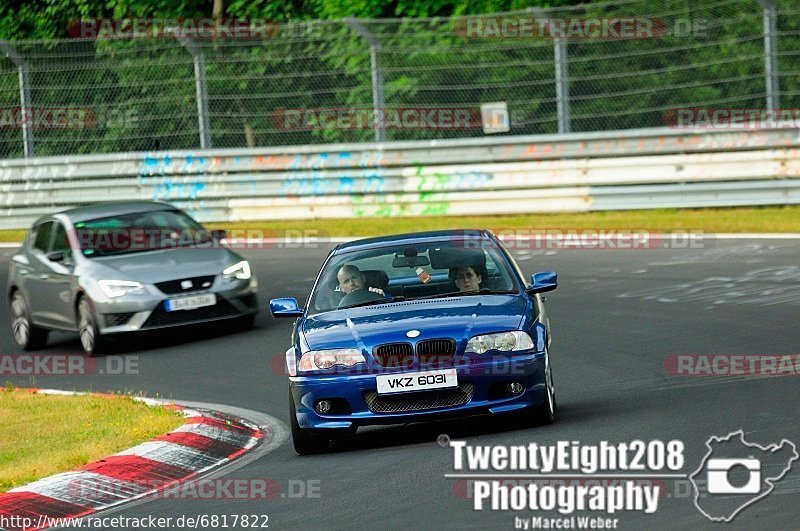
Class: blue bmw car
270,230,558,454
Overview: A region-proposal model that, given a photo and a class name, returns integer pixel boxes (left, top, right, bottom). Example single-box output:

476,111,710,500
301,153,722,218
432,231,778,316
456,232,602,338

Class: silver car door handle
39,274,49,280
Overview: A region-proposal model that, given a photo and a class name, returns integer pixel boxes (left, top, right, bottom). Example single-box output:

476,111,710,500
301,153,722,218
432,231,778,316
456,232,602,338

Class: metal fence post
0,40,34,157
529,8,571,134
175,34,212,149
554,37,571,134
344,18,386,143
758,0,780,118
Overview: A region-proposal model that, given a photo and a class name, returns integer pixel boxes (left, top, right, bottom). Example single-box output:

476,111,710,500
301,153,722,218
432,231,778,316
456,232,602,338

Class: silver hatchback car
7,201,259,355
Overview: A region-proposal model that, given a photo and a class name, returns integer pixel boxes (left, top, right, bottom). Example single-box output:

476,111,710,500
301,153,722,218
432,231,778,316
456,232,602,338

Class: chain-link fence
0,0,798,159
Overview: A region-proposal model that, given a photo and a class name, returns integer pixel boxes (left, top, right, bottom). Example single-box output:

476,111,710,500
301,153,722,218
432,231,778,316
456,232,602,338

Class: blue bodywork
273,230,556,431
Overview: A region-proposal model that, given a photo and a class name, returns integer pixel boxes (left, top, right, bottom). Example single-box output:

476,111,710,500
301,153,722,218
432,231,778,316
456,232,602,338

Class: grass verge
0,388,184,493
0,206,797,243
179,206,800,236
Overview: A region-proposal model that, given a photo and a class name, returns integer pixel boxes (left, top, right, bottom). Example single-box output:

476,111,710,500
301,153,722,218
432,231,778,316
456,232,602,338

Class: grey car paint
7,202,258,351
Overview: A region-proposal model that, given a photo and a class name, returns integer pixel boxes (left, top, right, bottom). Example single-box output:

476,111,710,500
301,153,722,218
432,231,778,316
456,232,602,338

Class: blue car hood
302,294,528,351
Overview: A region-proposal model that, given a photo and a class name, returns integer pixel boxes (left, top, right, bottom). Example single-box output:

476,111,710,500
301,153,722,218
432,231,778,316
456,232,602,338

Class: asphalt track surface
1,238,799,530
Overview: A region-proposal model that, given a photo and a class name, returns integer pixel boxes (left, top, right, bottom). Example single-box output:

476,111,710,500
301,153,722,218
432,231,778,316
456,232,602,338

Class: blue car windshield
309,239,519,313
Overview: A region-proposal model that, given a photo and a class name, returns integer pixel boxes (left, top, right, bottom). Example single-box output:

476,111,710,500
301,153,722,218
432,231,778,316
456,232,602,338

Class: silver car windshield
309,240,519,313
74,210,211,257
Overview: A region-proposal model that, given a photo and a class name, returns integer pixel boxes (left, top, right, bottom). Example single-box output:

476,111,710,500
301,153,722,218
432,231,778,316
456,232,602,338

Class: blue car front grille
362,383,474,413
373,342,414,367
416,338,455,365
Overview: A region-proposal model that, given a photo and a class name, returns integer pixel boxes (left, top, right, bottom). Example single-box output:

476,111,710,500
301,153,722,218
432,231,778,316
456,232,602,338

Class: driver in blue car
336,265,386,308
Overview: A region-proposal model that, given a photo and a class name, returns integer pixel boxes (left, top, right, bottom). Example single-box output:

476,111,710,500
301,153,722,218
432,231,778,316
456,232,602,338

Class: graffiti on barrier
413,165,493,191
280,171,388,195
350,192,450,217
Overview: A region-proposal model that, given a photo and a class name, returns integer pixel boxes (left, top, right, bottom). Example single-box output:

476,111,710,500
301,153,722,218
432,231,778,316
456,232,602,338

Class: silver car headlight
222,260,251,281
97,279,145,298
298,348,366,372
465,331,534,355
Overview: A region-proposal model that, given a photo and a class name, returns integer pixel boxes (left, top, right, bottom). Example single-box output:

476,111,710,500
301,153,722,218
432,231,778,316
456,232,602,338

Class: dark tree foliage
1,0,579,39
0,0,796,158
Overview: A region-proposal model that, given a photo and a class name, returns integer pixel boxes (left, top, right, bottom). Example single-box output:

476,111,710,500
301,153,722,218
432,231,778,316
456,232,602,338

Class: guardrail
1,127,799,229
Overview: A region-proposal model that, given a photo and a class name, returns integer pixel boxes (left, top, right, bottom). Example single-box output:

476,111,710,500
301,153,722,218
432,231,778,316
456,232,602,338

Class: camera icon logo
690,430,797,522
706,457,760,494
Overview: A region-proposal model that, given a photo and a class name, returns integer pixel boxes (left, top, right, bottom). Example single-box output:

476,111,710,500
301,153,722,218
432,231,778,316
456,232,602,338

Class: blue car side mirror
270,297,304,318
529,271,557,294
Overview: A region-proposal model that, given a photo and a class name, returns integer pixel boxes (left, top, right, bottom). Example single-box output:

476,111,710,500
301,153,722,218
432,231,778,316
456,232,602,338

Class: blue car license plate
376,368,458,395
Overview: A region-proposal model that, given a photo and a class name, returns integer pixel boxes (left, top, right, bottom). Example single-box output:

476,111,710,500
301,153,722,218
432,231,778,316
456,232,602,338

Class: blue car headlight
298,348,366,372
465,331,534,355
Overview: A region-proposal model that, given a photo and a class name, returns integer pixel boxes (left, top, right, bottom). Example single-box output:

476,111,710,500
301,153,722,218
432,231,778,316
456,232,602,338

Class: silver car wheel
11,293,30,347
78,301,95,353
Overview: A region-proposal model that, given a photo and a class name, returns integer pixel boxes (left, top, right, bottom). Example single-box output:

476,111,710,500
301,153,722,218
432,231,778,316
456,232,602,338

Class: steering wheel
338,288,386,308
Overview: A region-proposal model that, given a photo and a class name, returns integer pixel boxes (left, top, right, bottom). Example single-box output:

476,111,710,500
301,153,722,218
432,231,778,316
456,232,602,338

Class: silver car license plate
164,293,216,312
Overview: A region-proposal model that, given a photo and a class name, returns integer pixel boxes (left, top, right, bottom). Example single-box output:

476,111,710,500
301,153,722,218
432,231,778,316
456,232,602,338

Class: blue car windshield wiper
335,289,516,309
337,295,407,310
413,289,518,300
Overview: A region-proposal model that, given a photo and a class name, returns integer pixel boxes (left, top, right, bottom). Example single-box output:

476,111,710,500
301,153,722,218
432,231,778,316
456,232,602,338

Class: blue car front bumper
289,352,548,430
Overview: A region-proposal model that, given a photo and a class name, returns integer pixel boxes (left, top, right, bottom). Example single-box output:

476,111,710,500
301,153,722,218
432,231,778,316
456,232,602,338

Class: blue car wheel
289,388,332,455
529,355,556,425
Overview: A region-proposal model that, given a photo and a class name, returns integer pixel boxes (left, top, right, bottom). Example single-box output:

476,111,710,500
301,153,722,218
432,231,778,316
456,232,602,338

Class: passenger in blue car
453,266,483,292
